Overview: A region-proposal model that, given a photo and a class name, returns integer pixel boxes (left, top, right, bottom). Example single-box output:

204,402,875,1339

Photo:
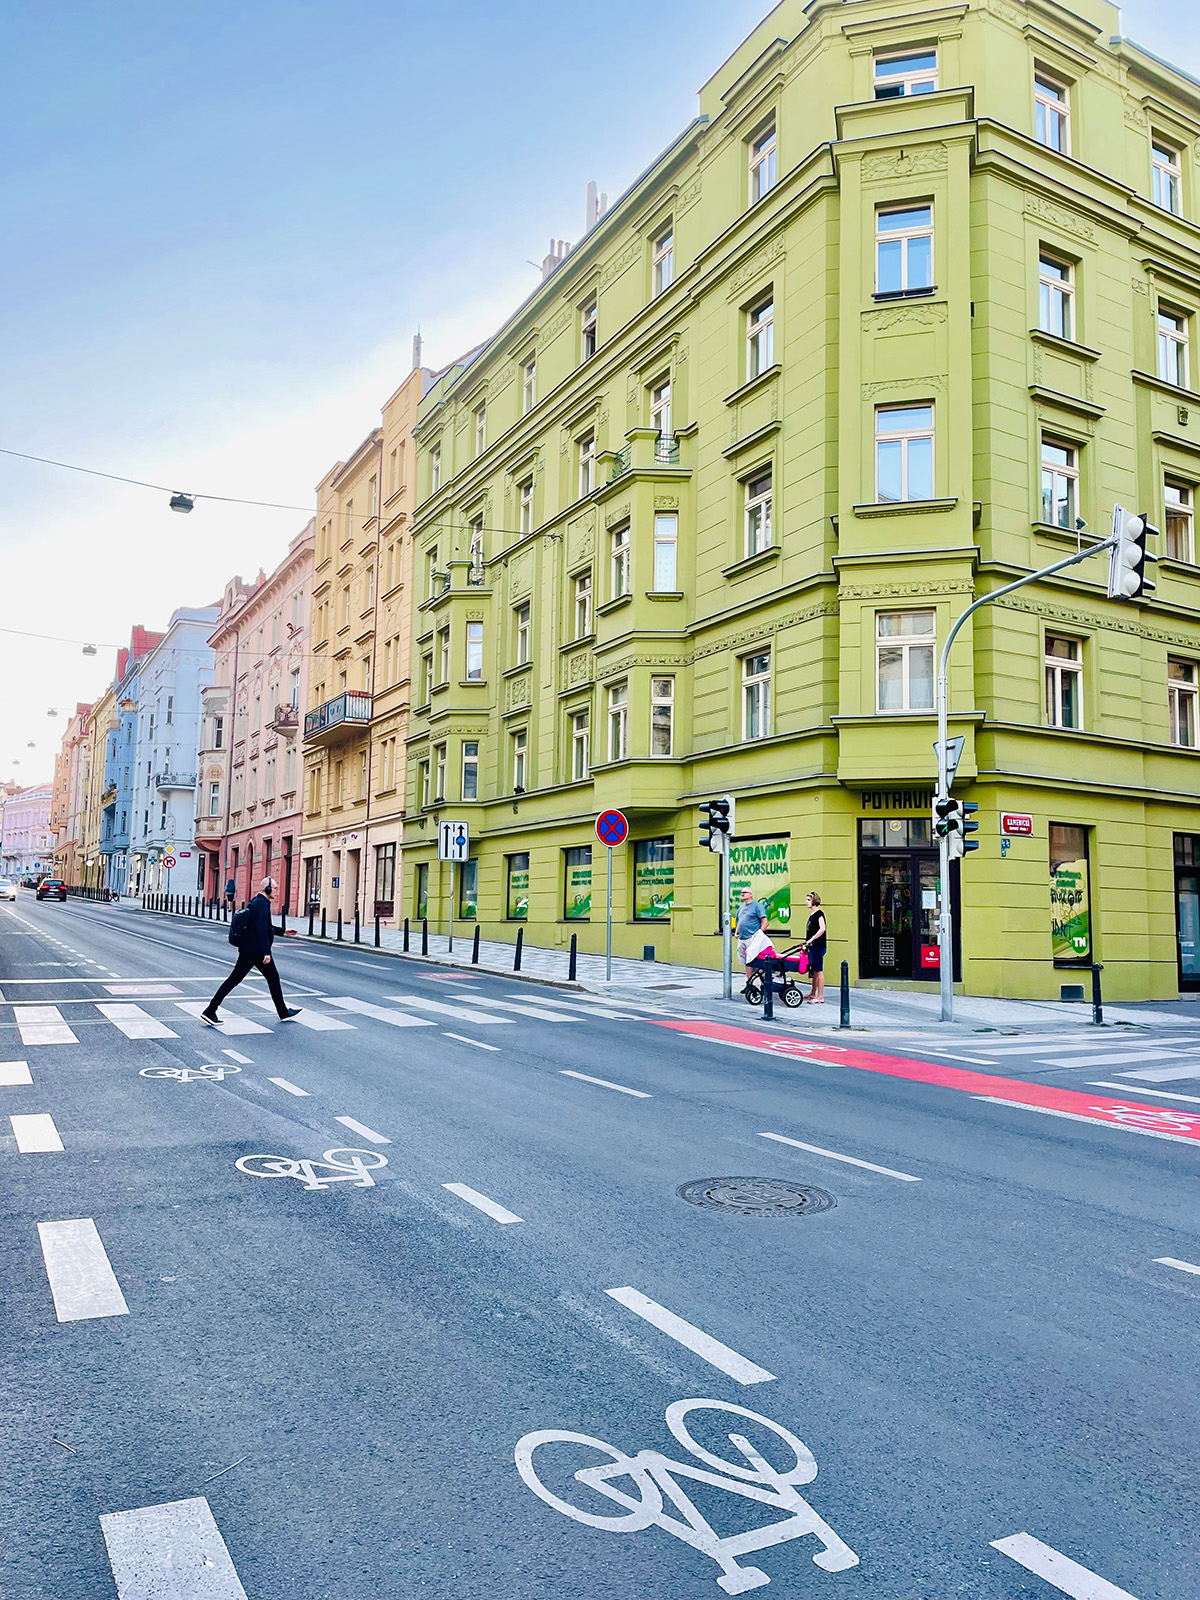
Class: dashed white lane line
323,996,436,1028
560,1070,650,1098
757,1131,920,1182
96,1003,179,1040
243,997,354,1030
333,1115,390,1144
384,994,513,1025
269,1077,310,1097
11,1113,64,1152
1089,1081,1200,1105
605,1287,775,1385
101,1495,248,1600
991,1532,1139,1599
13,1006,78,1045
443,1183,523,1224
37,1219,130,1321
1154,1256,1200,1276
0,1060,33,1085
443,1032,501,1051
222,1049,253,1065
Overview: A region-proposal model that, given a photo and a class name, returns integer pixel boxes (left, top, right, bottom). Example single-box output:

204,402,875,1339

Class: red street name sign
1001,813,1033,836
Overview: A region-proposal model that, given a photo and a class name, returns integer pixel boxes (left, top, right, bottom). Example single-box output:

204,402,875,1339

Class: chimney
541,239,570,280
412,329,423,371
586,182,609,230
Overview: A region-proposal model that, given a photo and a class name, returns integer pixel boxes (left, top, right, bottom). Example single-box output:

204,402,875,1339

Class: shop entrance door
859,851,955,981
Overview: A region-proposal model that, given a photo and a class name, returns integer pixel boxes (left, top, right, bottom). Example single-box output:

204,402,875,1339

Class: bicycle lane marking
654,1020,1200,1148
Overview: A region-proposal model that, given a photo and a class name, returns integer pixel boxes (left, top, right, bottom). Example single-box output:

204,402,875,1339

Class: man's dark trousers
209,949,288,1016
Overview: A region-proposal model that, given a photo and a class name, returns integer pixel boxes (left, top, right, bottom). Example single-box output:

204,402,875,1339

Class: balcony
304,690,373,746
155,771,196,790
101,782,117,807
270,703,299,735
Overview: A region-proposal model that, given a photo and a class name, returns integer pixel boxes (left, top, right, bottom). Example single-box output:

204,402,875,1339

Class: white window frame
473,405,486,457
651,379,671,450
1045,635,1083,730
1169,659,1199,747
515,603,531,667
876,611,936,714
420,653,433,704
607,681,628,761
208,782,220,817
438,627,450,684
512,728,527,791
522,357,537,414
611,524,631,599
580,297,597,361
748,124,777,202
519,478,534,537
578,432,596,498
426,546,439,599
873,49,938,97
468,517,484,580
742,651,771,741
1040,436,1078,528
465,621,484,680
653,513,678,592
875,206,933,294
574,571,593,638
1166,479,1195,563
1034,72,1070,153
1038,254,1074,340
875,405,935,503
418,760,430,809
430,444,441,494
462,740,479,800
571,710,590,780
1152,141,1182,214
747,296,774,378
650,676,674,757
433,743,447,800
744,470,773,558
1158,306,1190,389
652,227,674,295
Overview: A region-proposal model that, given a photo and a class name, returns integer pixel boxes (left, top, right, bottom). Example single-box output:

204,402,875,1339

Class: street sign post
438,822,470,952
594,809,629,983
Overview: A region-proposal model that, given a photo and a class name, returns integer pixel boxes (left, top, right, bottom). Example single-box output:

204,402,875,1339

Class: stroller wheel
745,976,763,1004
782,986,804,1008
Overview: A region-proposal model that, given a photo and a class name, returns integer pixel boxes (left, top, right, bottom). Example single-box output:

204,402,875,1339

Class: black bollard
569,932,577,982
308,908,315,936
403,917,410,953
421,918,428,956
280,909,287,937
471,923,480,964
320,909,327,938
762,957,774,1020
336,909,343,942
514,927,524,972
354,909,360,944
1091,961,1104,1026
374,915,380,948
839,960,850,1029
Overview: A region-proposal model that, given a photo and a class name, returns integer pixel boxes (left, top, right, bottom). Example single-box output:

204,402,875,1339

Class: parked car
36,878,67,901
0,878,17,901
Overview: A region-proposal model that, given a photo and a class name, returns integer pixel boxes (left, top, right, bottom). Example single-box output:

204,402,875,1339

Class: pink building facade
1,783,54,878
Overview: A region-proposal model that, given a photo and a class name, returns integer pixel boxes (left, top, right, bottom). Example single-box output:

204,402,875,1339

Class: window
651,677,674,756
165,695,174,725
415,861,429,918
430,444,441,493
438,627,450,684
633,837,674,919
1040,437,1078,528
160,799,168,829
368,474,378,517
375,842,396,906
459,858,478,919
564,845,592,919
742,651,771,739
462,741,479,799
580,297,598,361
515,603,531,666
1158,307,1189,388
473,405,486,457
571,710,589,780
1045,635,1083,729
389,448,399,494
466,621,484,680
874,49,937,97
1152,141,1182,214
651,379,671,451
652,227,674,295
334,759,345,805
611,523,631,598
748,124,777,202
512,728,527,791
744,469,773,557
608,681,628,760
578,432,596,497
213,715,224,749
418,760,430,809
506,853,529,919
522,357,537,414
365,566,374,610
208,782,220,817
519,478,534,537
426,546,439,598
653,513,678,591
1038,255,1073,339
574,571,593,637
1166,480,1195,562
434,744,446,800
307,767,321,814
420,653,433,704
1034,73,1069,152
747,296,774,378
876,612,935,713
468,517,484,581
875,206,933,294
875,405,934,503
1169,659,1199,747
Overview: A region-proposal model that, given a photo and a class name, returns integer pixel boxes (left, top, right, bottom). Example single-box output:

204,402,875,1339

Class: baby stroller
744,942,809,1007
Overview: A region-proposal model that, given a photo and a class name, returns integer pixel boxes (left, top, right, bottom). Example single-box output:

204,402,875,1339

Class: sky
1,0,1196,786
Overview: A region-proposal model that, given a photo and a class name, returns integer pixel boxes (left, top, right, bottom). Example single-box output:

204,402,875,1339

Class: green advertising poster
729,837,791,929
507,853,529,920
634,838,674,919
1049,825,1090,961
564,847,592,920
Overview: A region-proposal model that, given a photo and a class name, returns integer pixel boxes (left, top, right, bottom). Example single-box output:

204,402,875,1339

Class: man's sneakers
199,1010,220,1026
279,1008,302,1021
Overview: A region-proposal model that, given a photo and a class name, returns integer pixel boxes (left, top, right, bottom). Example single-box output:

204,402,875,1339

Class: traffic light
933,795,961,839
958,800,980,857
698,796,735,852
1108,504,1158,599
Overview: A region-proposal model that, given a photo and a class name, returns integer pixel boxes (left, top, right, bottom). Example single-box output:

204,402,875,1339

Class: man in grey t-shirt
735,887,769,981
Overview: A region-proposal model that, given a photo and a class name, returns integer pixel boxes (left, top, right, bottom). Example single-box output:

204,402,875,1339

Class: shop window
634,837,674,919
506,853,529,919
459,859,478,920
1175,833,1200,986
1049,823,1090,963
876,612,935,712
375,843,396,909
1045,635,1083,729
415,862,430,920
564,846,592,920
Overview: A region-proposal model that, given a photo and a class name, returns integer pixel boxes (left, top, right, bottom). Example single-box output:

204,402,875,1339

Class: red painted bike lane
653,1019,1200,1149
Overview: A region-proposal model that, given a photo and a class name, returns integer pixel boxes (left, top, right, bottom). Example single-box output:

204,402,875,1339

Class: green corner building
402,0,1200,1001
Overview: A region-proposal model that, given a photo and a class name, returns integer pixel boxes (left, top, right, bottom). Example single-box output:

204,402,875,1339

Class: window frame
610,523,631,599
514,603,531,667
747,295,774,378
1045,634,1084,730
1039,435,1079,529
653,512,678,592
1034,71,1070,153
650,676,674,757
465,620,484,681
580,296,598,361
462,740,479,799
607,680,628,761
437,626,450,685
574,570,593,638
875,204,934,296
571,709,590,780
875,404,935,504
578,431,596,498
511,728,527,791
875,611,936,715
1169,658,1199,748
873,48,938,98
473,405,486,457
650,378,672,450
1038,253,1074,340
742,650,771,741
748,123,777,203
652,226,674,296
430,443,441,494
1158,305,1190,389
519,478,534,537
433,743,446,801
1152,140,1183,214
744,469,773,558
1165,479,1195,563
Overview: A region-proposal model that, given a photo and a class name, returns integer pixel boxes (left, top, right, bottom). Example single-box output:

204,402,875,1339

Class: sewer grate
676,1177,836,1217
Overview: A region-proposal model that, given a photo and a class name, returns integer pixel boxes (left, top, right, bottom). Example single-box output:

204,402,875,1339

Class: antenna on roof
412,329,423,371
586,182,608,230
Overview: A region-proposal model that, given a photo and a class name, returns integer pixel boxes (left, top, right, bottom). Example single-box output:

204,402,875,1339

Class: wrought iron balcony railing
303,690,373,743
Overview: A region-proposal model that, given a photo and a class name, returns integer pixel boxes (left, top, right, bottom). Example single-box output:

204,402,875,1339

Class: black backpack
229,907,252,948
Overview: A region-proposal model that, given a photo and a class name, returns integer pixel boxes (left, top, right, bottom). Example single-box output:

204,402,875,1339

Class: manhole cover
676,1177,835,1217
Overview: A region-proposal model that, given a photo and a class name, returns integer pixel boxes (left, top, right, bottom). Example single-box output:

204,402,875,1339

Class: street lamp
169,492,195,513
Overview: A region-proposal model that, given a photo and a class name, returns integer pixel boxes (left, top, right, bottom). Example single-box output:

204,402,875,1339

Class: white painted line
348,960,389,969
243,997,354,1030
443,1183,523,1224
1154,1256,1200,1276
269,1077,310,1097
605,1287,775,1385
1117,1063,1200,1083
383,994,513,1024
443,1032,501,1051
13,1005,77,1045
757,1131,920,1181
505,993,642,1021
174,1001,270,1035
972,1095,1200,1147
222,1049,253,1065
96,1003,179,1040
469,996,583,1023
12,1113,64,1152
323,996,436,1028
333,1115,390,1144
560,1070,651,1098
103,982,182,996
1089,1081,1200,1104
919,1051,999,1065
100,1495,248,1600
990,1532,1139,1599
1040,1050,1190,1070
37,1219,130,1321
0,1060,33,1085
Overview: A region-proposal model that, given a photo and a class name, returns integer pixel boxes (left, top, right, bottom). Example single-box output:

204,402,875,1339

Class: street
2,894,1196,1599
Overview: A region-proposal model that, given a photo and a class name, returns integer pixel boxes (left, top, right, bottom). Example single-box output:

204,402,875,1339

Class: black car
36,878,67,901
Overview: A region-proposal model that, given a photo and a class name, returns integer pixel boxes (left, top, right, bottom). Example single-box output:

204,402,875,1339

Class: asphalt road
2,893,1196,1600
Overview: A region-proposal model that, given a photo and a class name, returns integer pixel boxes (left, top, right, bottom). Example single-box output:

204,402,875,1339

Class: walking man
735,886,769,987
202,877,300,1025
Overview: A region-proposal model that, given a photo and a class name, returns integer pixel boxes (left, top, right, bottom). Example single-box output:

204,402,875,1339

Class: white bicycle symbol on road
235,1147,387,1191
515,1399,858,1594
140,1065,240,1084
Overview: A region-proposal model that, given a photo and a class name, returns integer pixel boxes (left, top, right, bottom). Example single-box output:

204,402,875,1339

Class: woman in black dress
803,891,828,1003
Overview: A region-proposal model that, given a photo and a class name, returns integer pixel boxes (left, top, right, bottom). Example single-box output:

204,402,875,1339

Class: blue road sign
595,809,629,849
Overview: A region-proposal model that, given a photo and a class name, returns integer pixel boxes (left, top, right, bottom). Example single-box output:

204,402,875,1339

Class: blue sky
0,0,1196,781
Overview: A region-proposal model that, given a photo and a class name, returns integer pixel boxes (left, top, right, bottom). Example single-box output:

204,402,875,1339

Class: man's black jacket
240,893,274,958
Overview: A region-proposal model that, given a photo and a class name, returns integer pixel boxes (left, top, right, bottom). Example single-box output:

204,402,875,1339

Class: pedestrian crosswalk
919,1029,1200,1085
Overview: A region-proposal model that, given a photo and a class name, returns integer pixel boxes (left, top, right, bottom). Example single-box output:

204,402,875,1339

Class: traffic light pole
936,536,1117,1022
720,837,732,1001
